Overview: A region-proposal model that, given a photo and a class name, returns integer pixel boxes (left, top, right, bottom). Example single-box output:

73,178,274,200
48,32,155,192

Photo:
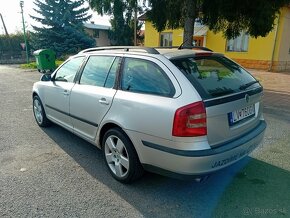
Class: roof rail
154,46,179,49
154,46,213,52
79,46,160,54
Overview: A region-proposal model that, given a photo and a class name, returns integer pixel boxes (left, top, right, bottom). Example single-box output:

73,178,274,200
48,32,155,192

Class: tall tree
146,0,290,46
88,0,142,45
30,0,95,56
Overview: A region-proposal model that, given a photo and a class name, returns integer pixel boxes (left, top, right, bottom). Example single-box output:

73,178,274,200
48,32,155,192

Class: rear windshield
171,55,260,98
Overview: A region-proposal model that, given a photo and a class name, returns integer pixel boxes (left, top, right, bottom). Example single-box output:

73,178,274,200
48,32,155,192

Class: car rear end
141,50,266,178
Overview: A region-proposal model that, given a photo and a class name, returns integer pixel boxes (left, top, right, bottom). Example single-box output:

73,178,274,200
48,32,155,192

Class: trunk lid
204,88,263,146
170,54,263,146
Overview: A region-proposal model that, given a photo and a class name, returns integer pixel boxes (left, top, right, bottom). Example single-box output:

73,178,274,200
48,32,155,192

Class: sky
0,0,111,35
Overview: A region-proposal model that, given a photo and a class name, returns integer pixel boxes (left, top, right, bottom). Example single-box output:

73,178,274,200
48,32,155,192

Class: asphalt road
0,65,289,218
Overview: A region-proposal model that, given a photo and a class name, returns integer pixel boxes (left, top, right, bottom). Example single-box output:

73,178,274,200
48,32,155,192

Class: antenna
178,36,191,50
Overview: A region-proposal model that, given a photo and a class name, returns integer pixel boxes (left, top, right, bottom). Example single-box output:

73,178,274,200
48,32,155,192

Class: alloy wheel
33,98,43,124
104,135,130,178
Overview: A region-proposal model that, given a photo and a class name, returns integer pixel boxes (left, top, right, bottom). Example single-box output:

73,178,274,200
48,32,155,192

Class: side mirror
40,74,52,81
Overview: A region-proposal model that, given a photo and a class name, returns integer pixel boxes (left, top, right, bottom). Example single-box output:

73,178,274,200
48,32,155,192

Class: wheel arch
32,91,38,98
98,122,141,160
98,123,118,148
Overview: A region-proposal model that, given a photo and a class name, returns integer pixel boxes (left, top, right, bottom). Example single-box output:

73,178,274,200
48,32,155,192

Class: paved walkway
249,70,290,114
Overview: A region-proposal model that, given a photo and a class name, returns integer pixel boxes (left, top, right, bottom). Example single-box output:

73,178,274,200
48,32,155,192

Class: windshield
171,55,260,98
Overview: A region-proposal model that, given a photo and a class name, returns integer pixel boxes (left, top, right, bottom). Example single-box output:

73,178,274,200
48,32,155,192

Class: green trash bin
33,49,56,73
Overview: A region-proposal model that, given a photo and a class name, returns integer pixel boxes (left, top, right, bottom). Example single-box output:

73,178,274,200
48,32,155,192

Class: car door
69,55,120,140
109,56,180,139
44,56,85,130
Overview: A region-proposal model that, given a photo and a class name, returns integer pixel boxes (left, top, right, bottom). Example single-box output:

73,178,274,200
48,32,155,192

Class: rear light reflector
195,52,212,57
172,101,207,137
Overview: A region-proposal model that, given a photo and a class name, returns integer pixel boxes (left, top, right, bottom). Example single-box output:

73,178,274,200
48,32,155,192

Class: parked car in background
32,46,266,183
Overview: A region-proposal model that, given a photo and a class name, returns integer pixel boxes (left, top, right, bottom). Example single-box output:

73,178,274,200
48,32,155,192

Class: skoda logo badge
245,94,250,103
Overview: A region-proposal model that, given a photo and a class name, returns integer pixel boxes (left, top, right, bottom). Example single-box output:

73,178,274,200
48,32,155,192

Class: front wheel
33,95,51,127
102,128,144,183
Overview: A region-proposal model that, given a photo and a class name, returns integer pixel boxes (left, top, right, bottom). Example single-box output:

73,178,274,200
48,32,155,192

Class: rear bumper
141,120,266,178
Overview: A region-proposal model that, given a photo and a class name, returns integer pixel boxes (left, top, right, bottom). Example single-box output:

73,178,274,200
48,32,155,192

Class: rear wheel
33,95,51,127
102,128,144,183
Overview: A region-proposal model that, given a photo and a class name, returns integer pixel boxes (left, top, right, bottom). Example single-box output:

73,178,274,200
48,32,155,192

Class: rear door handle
99,98,109,105
63,90,70,96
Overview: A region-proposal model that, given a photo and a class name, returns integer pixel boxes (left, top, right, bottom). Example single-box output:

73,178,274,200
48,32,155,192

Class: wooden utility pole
0,13,9,36
134,6,137,46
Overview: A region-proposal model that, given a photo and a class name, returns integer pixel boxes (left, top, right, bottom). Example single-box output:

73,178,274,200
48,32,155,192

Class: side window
121,58,175,97
54,57,84,83
80,56,116,87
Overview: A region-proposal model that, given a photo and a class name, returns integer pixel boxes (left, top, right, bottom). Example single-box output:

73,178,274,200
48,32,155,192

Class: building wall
84,28,111,46
144,7,290,71
96,30,111,46
274,7,290,71
206,30,276,70
206,31,275,61
145,21,183,47
144,22,159,46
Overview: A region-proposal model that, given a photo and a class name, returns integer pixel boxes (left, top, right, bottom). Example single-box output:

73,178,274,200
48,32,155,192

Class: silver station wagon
32,46,267,183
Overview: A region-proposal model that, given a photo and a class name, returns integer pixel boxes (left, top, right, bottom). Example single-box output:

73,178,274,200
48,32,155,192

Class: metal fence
0,50,32,64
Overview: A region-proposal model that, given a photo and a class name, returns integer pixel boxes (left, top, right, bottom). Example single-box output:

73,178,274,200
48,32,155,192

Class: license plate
228,104,255,126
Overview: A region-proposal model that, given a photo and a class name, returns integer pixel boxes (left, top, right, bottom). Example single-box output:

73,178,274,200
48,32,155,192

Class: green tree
30,0,95,56
146,0,290,46
89,0,143,45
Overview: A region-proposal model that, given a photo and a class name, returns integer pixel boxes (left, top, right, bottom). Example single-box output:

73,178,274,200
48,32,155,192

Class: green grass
55,60,64,67
20,60,64,70
20,62,38,69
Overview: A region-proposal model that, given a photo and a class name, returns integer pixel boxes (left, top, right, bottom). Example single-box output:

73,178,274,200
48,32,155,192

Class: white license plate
228,105,255,126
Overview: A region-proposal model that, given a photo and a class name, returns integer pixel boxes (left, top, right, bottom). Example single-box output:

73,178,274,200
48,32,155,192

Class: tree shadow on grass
41,125,289,218
213,159,290,218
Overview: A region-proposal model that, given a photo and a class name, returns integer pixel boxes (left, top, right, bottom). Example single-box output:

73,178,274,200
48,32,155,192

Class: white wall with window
83,22,111,46
160,32,173,47
226,32,249,52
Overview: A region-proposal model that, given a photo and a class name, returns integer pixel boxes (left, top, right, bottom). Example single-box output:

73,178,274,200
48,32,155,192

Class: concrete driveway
0,65,289,217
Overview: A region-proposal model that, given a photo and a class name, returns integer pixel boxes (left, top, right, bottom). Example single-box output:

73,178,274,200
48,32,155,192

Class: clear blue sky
0,0,111,35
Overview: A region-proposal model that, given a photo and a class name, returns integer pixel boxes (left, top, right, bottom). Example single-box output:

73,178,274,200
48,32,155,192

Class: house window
160,33,172,47
226,32,249,52
93,30,99,38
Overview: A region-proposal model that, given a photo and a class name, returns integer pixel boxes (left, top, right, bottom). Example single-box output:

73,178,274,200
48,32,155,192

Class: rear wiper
239,81,259,90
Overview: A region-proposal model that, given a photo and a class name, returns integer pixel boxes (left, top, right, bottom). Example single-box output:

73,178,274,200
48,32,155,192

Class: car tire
33,95,51,127
102,128,144,183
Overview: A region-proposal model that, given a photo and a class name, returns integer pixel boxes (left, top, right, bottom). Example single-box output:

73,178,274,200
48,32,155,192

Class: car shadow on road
40,125,288,218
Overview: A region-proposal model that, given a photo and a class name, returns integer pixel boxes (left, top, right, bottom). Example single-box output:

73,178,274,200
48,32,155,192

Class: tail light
172,101,207,137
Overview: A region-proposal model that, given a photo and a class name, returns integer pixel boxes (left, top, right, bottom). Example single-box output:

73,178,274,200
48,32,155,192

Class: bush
20,62,37,69
0,33,32,59
20,60,64,70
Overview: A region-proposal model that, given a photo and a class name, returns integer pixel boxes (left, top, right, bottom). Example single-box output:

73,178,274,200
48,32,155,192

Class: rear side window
54,57,84,82
171,56,259,98
121,58,175,97
80,56,119,88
